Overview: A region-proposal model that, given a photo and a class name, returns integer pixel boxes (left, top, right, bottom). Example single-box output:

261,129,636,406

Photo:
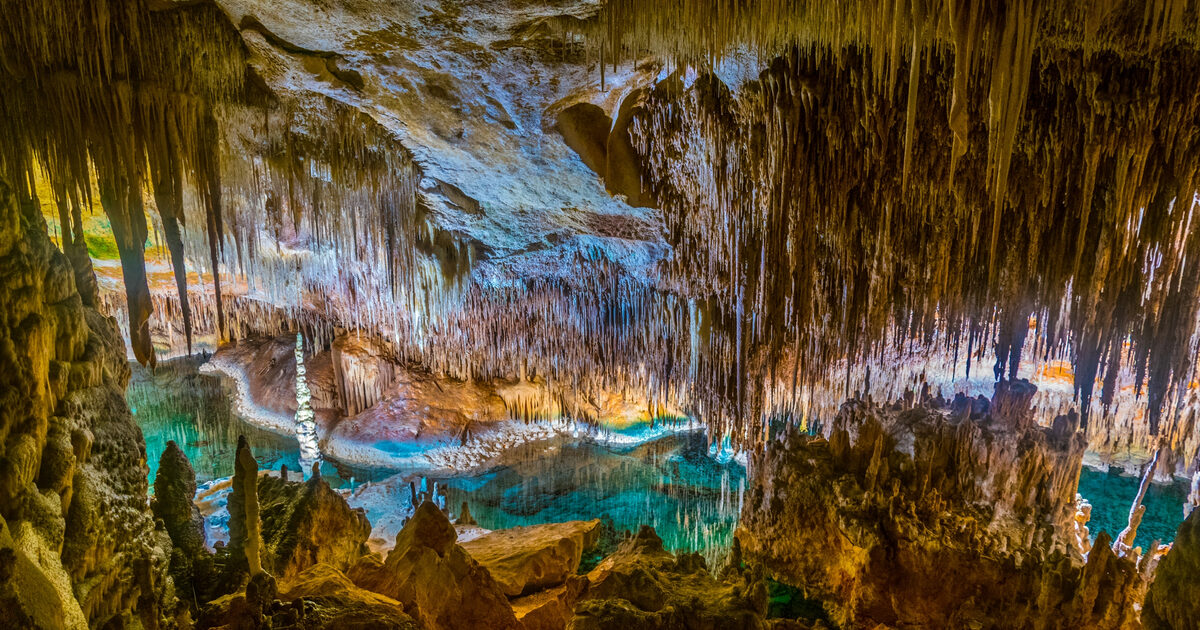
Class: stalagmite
1115,448,1160,556
230,435,265,576
294,332,321,476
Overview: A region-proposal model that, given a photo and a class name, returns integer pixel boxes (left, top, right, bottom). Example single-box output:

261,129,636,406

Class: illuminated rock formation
0,181,174,627
459,519,602,597
738,381,1146,628
1143,508,1200,629
570,525,769,629
349,500,523,630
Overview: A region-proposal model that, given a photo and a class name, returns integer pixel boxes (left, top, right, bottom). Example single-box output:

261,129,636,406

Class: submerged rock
349,500,522,630
461,518,601,596
739,382,1144,629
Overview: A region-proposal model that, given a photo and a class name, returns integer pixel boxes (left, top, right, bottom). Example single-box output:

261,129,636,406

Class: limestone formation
460,519,602,597
257,467,372,580
569,525,768,629
1142,508,1200,629
153,441,215,610
228,435,265,578
349,500,523,630
0,180,175,627
739,382,1144,629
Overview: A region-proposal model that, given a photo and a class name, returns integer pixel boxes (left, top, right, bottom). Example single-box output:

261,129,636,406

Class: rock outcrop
460,519,601,596
153,440,216,611
739,381,1144,629
1142,508,1200,629
0,180,177,627
349,500,523,630
257,466,372,580
569,525,768,629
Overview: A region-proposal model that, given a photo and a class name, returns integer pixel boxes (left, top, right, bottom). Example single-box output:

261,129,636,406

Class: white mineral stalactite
295,331,322,477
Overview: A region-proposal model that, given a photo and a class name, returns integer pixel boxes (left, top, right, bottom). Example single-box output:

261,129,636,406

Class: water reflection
1078,467,1189,550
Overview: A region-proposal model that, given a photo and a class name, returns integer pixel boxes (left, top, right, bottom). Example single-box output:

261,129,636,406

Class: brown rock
738,385,1144,629
556,103,612,178
281,563,420,630
461,518,601,596
512,575,588,630
1143,508,1200,629
569,525,768,629
351,500,521,630
257,471,372,581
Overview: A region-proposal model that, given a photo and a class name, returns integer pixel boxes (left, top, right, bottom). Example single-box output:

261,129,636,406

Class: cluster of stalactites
623,30,1200,438
0,0,249,366
0,0,422,368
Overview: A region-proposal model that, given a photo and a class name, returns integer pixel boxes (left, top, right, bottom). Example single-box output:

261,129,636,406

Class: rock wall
0,180,175,627
739,381,1145,629
1142,508,1200,629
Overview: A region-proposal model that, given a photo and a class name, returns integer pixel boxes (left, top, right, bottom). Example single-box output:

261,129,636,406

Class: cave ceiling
3,0,1200,448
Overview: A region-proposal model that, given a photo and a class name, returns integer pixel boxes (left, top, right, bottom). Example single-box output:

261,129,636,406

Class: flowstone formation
739,380,1146,628
0,180,173,627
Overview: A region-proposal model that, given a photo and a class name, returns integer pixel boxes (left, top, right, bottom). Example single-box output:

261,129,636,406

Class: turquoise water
439,431,746,564
127,357,386,488
127,357,1188,560
1077,467,1189,550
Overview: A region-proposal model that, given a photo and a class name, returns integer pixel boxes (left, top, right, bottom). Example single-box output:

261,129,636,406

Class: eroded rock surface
1143,508,1200,629
570,525,768,630
0,180,178,628
258,468,373,580
349,500,523,630
739,381,1145,629
461,518,601,596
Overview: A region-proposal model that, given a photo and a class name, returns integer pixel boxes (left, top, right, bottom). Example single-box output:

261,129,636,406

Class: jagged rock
569,525,768,629
739,383,1144,629
1143,508,1200,629
461,518,601,596
281,563,421,629
153,441,208,557
227,434,265,578
512,575,588,630
257,470,372,580
454,501,476,526
153,440,216,611
200,563,422,630
349,500,522,630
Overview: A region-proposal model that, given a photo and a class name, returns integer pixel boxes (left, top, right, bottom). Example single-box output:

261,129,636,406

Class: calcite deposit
5,0,1200,628
739,381,1146,629
0,181,176,628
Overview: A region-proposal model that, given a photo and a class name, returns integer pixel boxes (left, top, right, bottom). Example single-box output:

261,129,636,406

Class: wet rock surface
739,381,1145,629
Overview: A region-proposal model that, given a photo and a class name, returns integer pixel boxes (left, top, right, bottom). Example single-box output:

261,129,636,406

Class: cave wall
0,180,175,628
